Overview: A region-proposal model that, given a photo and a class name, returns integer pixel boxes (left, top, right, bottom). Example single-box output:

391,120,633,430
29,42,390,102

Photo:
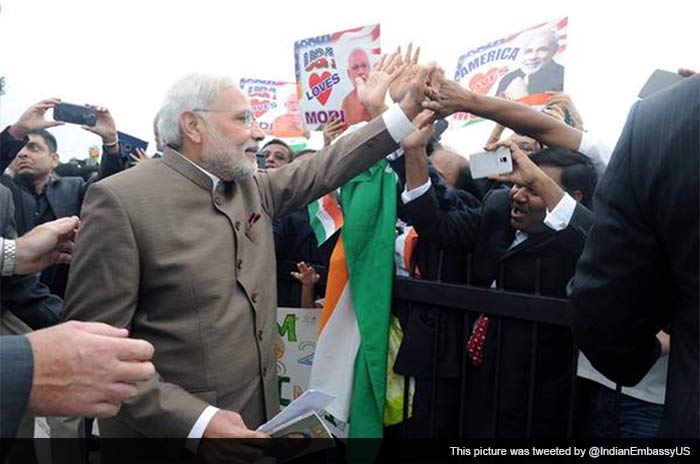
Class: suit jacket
572,75,699,437
403,187,592,437
62,117,398,451
1,152,124,298
0,335,34,440
0,185,61,330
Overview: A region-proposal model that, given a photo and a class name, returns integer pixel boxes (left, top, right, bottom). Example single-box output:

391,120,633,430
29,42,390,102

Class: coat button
214,196,222,205
234,221,241,231
257,329,263,341
236,259,242,270
251,292,258,303
263,366,268,376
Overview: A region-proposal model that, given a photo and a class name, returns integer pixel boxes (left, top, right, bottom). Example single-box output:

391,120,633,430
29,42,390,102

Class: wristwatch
1,238,16,276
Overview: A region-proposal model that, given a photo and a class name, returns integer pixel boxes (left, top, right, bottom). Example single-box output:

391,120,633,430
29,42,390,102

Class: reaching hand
15,216,80,275
81,105,118,145
8,98,64,139
322,117,346,146
422,77,470,118
402,110,436,152
130,147,150,166
291,261,320,287
678,68,697,77
356,50,406,118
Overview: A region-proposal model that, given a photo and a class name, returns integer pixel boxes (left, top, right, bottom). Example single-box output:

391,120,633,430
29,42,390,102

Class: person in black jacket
1,99,125,297
572,74,699,438
401,132,596,437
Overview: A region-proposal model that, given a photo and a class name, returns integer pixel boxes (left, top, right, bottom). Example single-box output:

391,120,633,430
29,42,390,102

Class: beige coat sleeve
254,116,398,218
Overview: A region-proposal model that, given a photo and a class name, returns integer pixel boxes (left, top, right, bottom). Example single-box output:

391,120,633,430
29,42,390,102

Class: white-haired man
62,68,433,462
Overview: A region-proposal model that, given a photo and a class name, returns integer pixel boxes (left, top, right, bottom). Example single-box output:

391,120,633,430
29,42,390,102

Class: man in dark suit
571,75,699,437
1,99,125,297
401,133,596,437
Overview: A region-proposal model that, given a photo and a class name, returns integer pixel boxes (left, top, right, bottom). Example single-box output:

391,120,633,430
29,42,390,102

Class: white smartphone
469,146,513,179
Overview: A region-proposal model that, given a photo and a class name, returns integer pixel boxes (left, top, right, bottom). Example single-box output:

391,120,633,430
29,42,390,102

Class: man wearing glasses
62,70,433,462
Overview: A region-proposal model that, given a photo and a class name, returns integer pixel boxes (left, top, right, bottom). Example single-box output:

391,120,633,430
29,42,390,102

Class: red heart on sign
250,98,270,118
469,67,508,95
308,71,333,105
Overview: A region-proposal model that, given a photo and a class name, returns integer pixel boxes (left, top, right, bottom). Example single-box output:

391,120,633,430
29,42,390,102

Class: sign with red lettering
239,78,305,138
294,24,380,130
452,17,568,127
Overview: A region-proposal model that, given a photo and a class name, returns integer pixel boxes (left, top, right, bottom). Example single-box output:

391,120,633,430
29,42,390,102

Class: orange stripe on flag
319,239,348,332
322,194,344,229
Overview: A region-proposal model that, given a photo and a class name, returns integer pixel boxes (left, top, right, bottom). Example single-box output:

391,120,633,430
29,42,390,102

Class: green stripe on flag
307,198,327,244
340,159,396,461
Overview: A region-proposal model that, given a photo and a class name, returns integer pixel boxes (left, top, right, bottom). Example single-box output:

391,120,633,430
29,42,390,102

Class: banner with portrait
451,17,568,127
294,24,381,131
239,78,305,138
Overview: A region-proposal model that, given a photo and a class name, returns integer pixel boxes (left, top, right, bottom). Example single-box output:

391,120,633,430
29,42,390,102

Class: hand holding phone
469,146,513,179
53,102,98,127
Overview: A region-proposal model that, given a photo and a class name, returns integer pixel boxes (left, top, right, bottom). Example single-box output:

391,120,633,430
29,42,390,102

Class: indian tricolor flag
308,192,343,245
309,159,396,450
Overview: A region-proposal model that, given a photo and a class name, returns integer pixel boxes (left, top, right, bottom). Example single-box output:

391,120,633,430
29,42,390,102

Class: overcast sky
1,0,696,160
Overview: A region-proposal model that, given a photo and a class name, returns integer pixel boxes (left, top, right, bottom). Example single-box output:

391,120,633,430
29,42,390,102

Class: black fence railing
391,275,580,439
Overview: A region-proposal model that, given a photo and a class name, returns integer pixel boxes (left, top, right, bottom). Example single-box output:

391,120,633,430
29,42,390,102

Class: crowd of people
0,37,698,464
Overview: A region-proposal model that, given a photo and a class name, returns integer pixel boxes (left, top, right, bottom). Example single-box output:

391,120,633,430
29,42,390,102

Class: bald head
431,145,468,189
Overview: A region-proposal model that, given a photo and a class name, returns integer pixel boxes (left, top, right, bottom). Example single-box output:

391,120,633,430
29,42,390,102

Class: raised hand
356,50,407,118
291,261,320,288
488,139,565,210
130,147,150,166
8,98,64,139
402,110,436,152
545,91,585,130
81,105,118,146
322,116,346,146
389,43,421,103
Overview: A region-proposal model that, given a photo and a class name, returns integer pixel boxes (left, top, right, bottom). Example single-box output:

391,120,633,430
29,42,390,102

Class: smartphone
638,69,684,99
53,102,98,126
469,146,513,179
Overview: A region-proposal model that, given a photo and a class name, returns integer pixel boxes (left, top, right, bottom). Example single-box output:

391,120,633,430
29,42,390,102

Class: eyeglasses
192,108,258,128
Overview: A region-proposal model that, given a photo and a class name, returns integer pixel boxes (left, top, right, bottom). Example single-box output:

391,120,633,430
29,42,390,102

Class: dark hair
529,147,597,208
261,138,293,161
27,129,58,154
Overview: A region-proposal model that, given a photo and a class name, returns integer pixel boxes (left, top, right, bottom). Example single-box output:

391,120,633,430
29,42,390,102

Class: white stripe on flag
315,206,337,241
309,283,360,422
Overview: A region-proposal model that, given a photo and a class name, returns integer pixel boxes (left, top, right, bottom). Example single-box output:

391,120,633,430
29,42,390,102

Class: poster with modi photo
294,24,381,131
451,17,568,128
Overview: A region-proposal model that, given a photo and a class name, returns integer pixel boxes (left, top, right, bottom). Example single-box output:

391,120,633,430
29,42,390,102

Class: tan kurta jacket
62,116,397,445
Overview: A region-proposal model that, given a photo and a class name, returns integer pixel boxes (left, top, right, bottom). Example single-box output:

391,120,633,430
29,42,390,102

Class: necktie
466,315,490,367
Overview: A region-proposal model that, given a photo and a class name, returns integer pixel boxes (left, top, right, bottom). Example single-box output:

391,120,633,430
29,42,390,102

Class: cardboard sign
294,24,380,130
452,17,568,127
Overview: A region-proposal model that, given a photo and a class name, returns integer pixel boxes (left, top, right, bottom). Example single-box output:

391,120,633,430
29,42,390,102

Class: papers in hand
257,389,335,434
